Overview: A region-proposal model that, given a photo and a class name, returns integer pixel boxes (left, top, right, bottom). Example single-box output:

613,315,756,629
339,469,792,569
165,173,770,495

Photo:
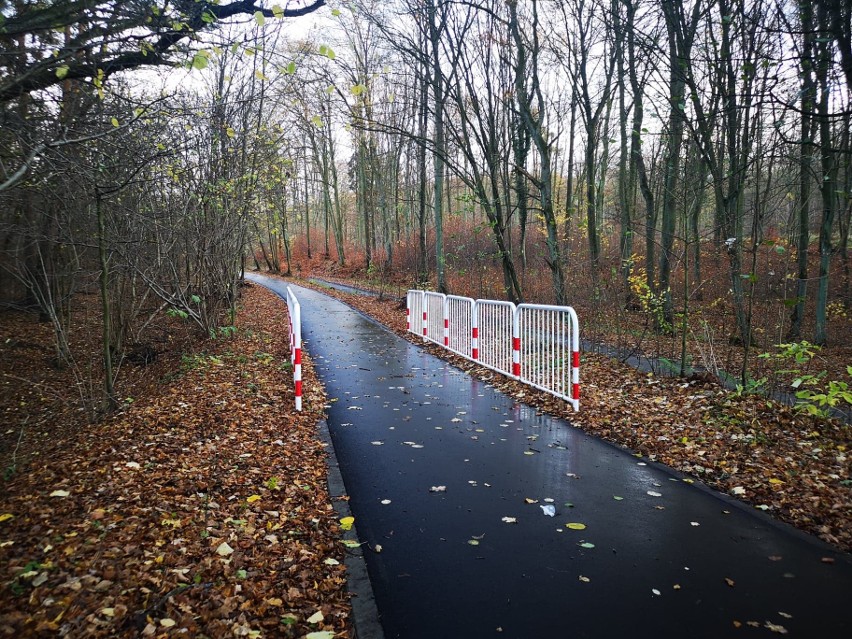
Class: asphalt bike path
249,274,851,639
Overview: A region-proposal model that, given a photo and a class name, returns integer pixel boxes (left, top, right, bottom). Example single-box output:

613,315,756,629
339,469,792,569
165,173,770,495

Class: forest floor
0,284,350,638
0,272,850,637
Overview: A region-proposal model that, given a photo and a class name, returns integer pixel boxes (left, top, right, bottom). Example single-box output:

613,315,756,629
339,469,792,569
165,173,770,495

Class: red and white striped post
512,322,521,378
569,306,580,409
286,286,302,412
471,320,479,360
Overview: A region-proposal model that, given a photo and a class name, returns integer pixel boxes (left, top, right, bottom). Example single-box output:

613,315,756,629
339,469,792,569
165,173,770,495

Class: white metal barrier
476,299,517,378
424,291,446,346
446,295,475,358
286,286,303,411
516,304,580,411
405,289,580,410
407,290,425,338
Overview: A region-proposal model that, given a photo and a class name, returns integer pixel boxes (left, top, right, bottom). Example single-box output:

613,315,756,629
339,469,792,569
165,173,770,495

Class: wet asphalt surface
249,274,852,639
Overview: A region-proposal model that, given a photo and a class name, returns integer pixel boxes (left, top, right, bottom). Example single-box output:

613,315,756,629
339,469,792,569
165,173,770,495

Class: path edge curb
319,418,386,639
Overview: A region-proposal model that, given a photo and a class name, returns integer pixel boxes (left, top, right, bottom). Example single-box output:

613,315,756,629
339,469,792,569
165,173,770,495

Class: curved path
249,274,851,639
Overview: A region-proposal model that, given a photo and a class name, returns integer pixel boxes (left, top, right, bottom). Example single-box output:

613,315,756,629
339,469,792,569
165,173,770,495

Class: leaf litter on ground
0,284,351,637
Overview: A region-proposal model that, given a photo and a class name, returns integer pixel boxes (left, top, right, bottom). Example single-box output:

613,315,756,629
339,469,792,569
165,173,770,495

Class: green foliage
167,307,189,320
733,376,767,397
795,379,852,417
215,325,237,339
760,342,851,418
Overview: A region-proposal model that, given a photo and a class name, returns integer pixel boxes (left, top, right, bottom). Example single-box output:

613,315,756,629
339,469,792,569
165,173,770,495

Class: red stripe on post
572,351,580,368
294,349,302,365
472,327,478,338
512,337,520,351
295,379,302,395
572,383,580,400
513,363,520,376
472,348,478,359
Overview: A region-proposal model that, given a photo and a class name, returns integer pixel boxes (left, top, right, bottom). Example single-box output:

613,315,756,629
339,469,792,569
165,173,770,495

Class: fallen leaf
306,610,324,624
0,513,13,523
579,542,595,549
429,486,446,493
323,557,340,565
215,542,234,556
725,577,735,587
306,632,335,639
246,494,261,503
578,575,590,582
501,517,518,524
160,618,176,627
613,496,624,501
339,516,354,531
764,621,788,634
647,490,662,497
652,589,661,596
566,523,587,530
49,490,70,498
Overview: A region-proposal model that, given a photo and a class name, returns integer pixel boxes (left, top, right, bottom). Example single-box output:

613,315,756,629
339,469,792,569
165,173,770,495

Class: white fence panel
446,295,475,358
516,304,580,411
424,291,446,346
406,290,425,338
475,299,516,377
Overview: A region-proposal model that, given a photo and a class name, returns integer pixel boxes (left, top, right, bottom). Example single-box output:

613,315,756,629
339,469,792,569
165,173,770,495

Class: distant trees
2,0,851,416
0,1,326,413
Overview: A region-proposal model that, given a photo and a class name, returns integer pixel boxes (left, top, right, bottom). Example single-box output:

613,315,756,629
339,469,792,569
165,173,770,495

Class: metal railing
424,291,446,346
516,304,580,411
406,289,580,410
476,299,517,378
446,295,475,359
407,290,425,338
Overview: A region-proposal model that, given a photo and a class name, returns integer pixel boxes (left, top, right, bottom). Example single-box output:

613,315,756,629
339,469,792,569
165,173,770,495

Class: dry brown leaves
303,280,852,553
0,284,351,637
